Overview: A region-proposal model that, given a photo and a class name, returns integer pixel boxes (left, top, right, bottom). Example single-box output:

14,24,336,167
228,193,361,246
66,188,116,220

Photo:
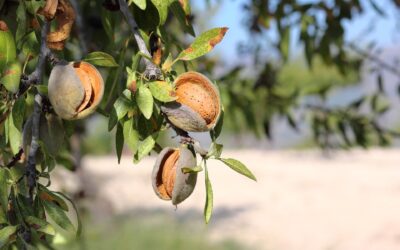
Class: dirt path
54,149,400,250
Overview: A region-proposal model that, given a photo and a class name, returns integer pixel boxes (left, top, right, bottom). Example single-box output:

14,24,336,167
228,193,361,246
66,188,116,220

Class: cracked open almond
152,147,198,205
161,71,221,132
48,61,104,120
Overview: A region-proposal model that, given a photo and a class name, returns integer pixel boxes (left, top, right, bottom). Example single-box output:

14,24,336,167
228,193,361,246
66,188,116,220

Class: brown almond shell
48,61,104,120
152,147,198,205
162,72,221,132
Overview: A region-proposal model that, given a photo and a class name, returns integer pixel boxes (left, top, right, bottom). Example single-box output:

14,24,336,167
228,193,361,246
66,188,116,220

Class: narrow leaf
204,166,213,224
0,169,8,213
182,165,203,174
7,115,22,154
219,158,257,181
206,143,223,159
116,123,124,164
43,200,75,233
25,216,56,236
123,119,139,153
151,0,169,25
148,81,177,102
53,191,82,237
130,0,146,10
83,51,118,67
136,86,154,119
177,27,228,61
135,136,155,162
0,226,17,248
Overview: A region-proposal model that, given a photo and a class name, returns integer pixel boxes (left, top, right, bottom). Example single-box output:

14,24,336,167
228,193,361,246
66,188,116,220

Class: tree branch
347,42,400,78
24,21,54,207
26,94,41,205
118,0,161,80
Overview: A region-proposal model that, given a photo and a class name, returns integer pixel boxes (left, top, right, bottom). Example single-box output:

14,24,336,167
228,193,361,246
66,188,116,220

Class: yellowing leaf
177,27,228,61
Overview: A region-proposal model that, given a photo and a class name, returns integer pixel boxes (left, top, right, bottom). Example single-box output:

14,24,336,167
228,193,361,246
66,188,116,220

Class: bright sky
192,0,400,62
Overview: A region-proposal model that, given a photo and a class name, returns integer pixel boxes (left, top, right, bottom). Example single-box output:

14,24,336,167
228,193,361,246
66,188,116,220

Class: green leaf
116,123,124,164
136,86,154,119
0,226,17,248
43,200,75,234
0,169,9,213
161,53,174,72
21,31,39,57
101,8,115,42
169,1,195,36
279,26,290,62
12,97,25,130
25,216,56,236
211,108,224,140
204,166,213,224
123,119,139,154
134,135,155,162
206,143,223,159
1,60,21,93
53,191,82,237
177,27,228,61
38,186,69,211
151,0,169,25
133,1,159,32
130,0,146,10
16,2,27,43
148,81,177,102
131,53,142,72
83,51,118,67
7,114,22,155
40,114,65,157
36,85,48,96
108,96,132,131
182,165,203,174
0,26,17,73
219,158,256,181
25,0,45,15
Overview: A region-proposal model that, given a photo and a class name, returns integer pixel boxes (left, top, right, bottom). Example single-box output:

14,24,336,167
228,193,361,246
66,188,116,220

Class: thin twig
118,0,161,80
347,42,400,78
5,148,24,168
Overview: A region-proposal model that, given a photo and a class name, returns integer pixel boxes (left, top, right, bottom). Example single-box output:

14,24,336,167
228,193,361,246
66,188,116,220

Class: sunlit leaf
219,158,256,181
204,166,213,224
148,81,177,102
134,135,155,162
123,119,139,153
151,0,169,25
25,216,56,236
83,51,118,67
177,27,228,61
130,0,146,10
136,86,154,119
0,24,17,73
0,226,17,248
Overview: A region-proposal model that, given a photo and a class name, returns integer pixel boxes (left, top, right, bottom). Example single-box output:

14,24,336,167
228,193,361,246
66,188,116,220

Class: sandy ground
52,149,400,250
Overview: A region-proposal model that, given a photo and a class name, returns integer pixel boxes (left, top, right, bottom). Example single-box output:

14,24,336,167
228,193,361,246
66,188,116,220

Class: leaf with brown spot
177,27,228,61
